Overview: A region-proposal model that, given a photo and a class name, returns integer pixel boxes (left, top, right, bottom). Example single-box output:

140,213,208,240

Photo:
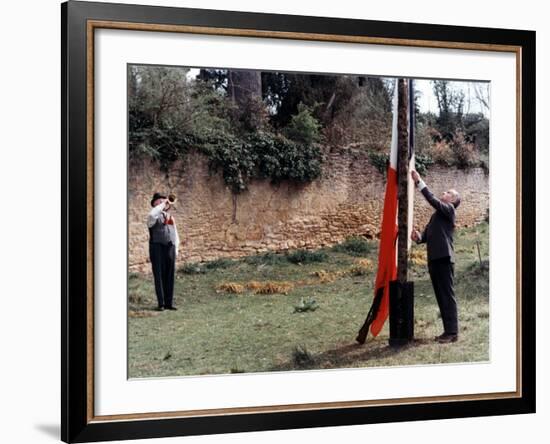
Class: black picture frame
61,1,536,442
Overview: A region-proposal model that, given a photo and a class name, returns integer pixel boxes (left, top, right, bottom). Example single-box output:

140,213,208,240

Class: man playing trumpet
147,192,179,311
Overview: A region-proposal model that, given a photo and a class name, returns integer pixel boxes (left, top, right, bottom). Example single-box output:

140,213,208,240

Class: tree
128,65,234,164
227,69,266,132
432,80,465,138
473,83,490,115
128,65,194,161
261,72,352,127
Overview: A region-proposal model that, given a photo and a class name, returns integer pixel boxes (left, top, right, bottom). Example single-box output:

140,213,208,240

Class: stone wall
129,148,489,272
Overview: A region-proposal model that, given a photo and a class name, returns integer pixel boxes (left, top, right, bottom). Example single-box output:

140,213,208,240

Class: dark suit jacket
417,187,456,263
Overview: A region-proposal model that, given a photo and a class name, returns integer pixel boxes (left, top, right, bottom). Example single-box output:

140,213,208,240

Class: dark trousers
428,257,458,335
149,242,176,308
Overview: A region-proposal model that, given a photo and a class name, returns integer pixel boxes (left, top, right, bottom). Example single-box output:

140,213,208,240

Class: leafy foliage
368,152,390,175
332,236,372,256
286,249,328,264
449,129,479,169
416,80,489,170
241,252,288,266
129,66,491,192
129,66,232,171
203,258,237,270
179,262,207,275
129,66,323,192
414,153,435,175
204,132,323,193
284,103,321,145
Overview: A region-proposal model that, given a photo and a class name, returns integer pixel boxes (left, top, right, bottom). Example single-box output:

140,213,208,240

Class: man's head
440,189,461,208
150,192,167,208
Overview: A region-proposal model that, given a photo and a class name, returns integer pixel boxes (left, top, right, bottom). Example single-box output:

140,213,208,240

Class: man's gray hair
449,189,461,208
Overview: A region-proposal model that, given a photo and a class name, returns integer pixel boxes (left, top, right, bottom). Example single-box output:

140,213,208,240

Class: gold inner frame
86,19,523,423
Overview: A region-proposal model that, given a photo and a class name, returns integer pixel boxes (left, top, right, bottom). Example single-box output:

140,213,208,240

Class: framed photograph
61,0,535,442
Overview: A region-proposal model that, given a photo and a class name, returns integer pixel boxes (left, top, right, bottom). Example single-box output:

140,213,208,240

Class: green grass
128,222,490,378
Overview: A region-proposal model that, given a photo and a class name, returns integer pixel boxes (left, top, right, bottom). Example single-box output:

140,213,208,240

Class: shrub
284,103,322,145
286,249,328,264
450,129,478,169
425,139,454,166
463,113,490,154
179,262,207,274
368,152,389,175
203,258,236,270
333,236,371,256
414,153,434,175
253,132,323,184
242,252,288,266
422,127,480,170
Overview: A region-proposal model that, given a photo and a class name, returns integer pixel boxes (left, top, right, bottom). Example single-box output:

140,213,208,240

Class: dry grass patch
310,270,345,283
349,258,374,276
409,249,428,266
244,281,264,291
216,280,294,295
251,281,294,295
216,282,245,294
129,310,159,318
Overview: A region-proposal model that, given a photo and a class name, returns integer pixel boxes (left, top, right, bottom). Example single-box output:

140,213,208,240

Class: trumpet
165,193,177,211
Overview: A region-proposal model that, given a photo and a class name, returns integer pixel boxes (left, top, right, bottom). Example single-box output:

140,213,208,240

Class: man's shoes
164,306,178,310
155,306,165,311
435,333,458,344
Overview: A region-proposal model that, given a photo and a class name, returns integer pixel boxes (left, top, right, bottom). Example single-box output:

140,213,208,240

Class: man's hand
411,229,421,242
411,170,420,183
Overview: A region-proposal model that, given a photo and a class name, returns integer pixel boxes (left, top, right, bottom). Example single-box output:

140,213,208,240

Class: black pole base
389,280,414,347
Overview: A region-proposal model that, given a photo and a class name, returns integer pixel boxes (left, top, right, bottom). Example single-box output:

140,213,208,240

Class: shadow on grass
269,338,431,372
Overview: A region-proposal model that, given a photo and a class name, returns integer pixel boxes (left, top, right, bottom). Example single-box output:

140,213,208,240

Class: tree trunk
227,69,263,130
227,70,262,107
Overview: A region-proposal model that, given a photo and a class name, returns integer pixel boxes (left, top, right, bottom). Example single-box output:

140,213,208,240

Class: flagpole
397,78,410,284
407,79,416,252
389,78,415,347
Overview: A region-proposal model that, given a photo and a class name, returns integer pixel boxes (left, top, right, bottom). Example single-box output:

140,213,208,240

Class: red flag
369,165,398,336
356,84,399,343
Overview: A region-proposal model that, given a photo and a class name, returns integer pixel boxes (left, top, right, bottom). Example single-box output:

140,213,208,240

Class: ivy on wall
202,132,323,193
